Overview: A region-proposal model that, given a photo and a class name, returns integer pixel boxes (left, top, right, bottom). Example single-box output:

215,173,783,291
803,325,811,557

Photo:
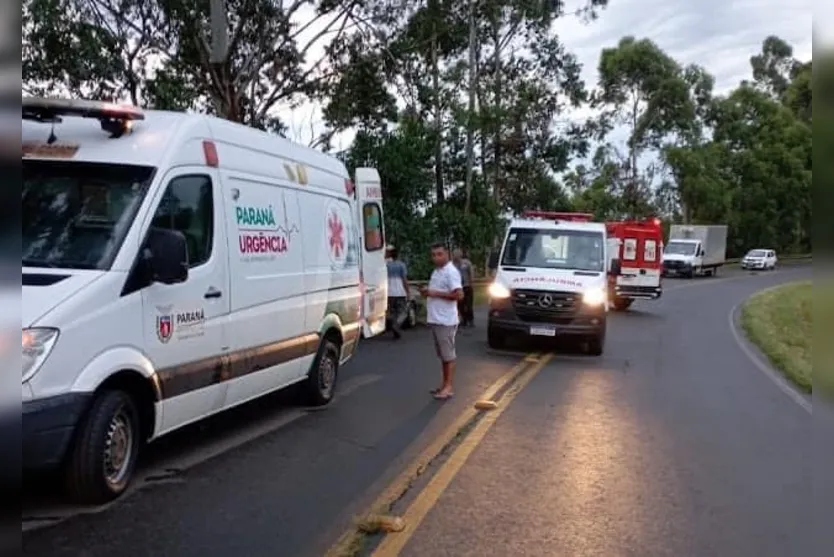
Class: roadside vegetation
23,2,811,280
815,281,834,400
741,281,811,393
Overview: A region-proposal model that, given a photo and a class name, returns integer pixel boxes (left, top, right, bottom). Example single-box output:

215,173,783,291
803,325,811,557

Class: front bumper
741,260,766,269
661,261,692,276
23,393,91,470
614,285,662,299
487,302,606,337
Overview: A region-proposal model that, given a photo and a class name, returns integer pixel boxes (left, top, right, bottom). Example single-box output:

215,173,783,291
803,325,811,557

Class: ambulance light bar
23,97,145,122
522,211,594,222
23,97,144,138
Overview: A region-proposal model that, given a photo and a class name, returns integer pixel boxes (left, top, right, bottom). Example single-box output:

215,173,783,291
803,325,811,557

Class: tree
593,36,700,216
23,0,366,135
750,35,801,101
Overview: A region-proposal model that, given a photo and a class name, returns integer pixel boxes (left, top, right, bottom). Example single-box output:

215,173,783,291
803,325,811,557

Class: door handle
204,287,222,299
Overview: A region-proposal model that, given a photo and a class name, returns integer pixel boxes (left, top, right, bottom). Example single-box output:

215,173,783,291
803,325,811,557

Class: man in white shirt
420,242,463,400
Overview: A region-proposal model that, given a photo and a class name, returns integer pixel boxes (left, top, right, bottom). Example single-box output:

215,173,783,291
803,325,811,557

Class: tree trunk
628,94,640,217
463,0,477,214
491,17,502,204
430,0,444,203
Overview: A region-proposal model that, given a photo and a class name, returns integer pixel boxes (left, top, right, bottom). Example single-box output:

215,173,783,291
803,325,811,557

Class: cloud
554,0,811,94
279,0,812,150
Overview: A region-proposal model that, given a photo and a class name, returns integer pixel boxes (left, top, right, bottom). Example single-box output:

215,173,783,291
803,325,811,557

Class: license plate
530,325,556,337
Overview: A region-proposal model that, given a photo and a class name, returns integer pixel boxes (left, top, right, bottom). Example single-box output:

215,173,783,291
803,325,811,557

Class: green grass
741,281,812,393
814,281,834,400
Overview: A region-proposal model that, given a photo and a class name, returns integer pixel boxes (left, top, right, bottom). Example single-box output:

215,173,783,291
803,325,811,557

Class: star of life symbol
328,210,345,259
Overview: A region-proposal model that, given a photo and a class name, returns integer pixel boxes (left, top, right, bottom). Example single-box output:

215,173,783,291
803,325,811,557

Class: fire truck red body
605,218,664,311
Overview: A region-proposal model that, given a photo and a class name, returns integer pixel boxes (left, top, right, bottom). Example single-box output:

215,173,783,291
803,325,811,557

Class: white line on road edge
727,287,811,414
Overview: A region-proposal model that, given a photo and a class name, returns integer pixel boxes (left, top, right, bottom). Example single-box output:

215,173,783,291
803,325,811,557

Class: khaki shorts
430,324,458,363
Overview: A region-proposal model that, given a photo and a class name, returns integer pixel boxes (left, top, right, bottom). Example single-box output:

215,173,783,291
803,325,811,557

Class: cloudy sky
281,0,813,151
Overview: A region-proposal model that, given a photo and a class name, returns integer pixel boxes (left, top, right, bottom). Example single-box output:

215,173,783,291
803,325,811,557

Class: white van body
485,213,609,354
662,224,728,277
21,99,388,501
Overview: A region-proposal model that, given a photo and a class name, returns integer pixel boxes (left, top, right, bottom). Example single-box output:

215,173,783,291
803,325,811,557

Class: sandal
433,392,454,400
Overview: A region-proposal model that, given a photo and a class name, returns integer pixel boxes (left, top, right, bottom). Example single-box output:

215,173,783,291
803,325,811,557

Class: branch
255,5,355,120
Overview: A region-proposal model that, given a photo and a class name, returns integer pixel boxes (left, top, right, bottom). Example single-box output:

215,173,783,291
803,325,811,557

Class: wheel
586,329,605,356
305,339,340,406
487,325,505,349
64,390,141,504
612,298,633,311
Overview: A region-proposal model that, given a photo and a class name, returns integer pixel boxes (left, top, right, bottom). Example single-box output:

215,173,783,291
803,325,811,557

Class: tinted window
501,227,605,272
665,241,697,256
22,160,154,270
151,175,214,267
748,249,767,257
363,202,384,251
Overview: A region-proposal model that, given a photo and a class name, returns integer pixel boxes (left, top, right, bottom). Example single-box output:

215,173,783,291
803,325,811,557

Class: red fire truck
605,218,664,311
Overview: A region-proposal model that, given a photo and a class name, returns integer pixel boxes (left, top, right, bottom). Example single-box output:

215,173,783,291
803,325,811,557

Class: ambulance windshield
500,227,605,272
23,160,155,270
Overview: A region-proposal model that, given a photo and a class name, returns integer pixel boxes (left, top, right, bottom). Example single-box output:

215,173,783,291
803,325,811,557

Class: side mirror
144,228,189,284
487,250,500,270
610,258,621,276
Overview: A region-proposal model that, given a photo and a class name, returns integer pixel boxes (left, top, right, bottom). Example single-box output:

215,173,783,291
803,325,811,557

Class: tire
487,325,505,349
64,390,141,504
612,298,633,311
305,338,340,406
586,329,605,356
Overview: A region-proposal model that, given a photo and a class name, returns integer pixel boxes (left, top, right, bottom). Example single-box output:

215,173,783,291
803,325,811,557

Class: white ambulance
21,98,388,502
486,211,610,354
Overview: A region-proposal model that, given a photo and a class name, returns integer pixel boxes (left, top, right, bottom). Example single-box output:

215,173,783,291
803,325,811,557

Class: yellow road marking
324,352,541,557
370,352,554,557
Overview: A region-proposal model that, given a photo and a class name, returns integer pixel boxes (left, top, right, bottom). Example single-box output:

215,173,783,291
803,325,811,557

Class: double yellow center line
325,351,554,557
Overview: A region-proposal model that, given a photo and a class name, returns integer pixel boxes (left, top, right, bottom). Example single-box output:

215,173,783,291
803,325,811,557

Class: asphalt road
22,265,812,557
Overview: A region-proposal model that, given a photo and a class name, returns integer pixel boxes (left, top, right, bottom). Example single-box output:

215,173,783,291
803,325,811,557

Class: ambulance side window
645,239,657,261
623,238,637,261
363,202,384,251
151,175,214,268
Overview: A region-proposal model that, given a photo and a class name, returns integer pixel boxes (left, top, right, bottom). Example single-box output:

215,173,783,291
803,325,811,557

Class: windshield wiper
23,258,58,268
23,258,96,270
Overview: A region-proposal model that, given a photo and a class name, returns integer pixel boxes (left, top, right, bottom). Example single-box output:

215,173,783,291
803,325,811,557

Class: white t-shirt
427,261,462,326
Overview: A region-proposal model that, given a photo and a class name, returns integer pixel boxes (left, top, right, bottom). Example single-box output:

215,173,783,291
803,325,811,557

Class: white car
741,249,778,270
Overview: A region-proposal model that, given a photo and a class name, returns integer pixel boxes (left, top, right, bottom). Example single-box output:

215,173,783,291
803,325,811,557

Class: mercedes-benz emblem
538,294,553,308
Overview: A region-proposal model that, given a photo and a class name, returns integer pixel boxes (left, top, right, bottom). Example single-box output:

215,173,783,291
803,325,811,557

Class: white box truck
662,224,728,278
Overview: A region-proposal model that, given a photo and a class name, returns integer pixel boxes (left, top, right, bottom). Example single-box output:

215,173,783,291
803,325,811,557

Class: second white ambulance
486,211,611,354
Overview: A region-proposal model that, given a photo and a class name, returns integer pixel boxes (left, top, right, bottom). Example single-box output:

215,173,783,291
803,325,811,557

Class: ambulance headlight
488,282,511,299
22,328,59,382
582,287,606,306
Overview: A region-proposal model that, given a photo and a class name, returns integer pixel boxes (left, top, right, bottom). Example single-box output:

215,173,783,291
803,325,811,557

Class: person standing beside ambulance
385,246,409,339
452,248,475,327
421,242,463,400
